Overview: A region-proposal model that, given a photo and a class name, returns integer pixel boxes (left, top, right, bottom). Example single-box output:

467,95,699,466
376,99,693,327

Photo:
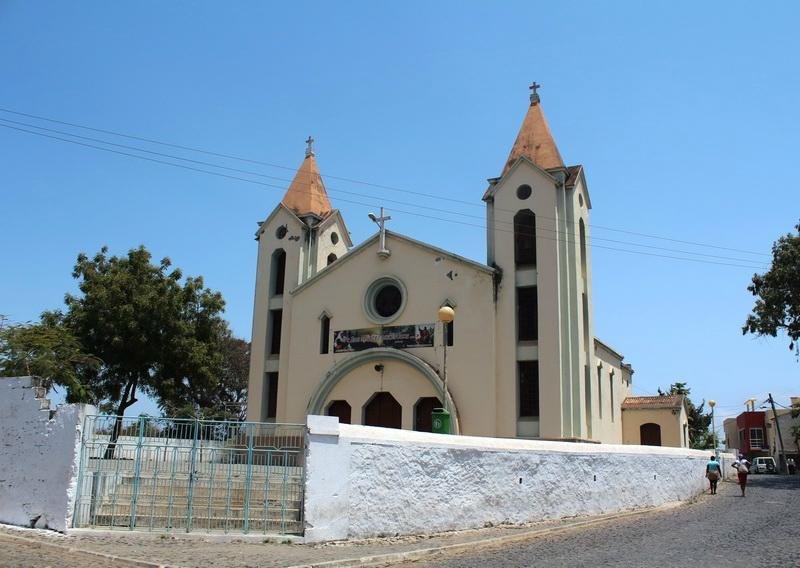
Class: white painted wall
304,415,735,542
0,377,95,532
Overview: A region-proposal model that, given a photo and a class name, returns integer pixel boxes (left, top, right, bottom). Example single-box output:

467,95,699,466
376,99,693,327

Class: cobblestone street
1,475,797,567
401,475,800,568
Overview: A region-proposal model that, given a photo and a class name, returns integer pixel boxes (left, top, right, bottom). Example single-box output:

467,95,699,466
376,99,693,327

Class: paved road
0,533,137,568
401,475,800,568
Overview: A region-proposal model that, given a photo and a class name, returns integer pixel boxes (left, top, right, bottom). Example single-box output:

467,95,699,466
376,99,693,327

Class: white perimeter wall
304,415,735,542
0,377,94,532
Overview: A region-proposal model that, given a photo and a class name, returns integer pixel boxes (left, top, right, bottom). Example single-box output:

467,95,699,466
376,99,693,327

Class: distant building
723,411,769,458
246,86,635,442
620,395,689,448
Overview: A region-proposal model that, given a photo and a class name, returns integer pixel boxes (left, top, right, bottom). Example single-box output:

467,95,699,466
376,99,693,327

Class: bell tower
246,139,350,422
483,84,595,440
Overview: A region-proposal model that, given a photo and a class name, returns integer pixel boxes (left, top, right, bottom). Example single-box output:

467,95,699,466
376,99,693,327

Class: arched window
326,400,351,424
363,392,402,429
640,423,662,446
319,314,330,354
327,253,337,266
270,249,286,296
514,210,536,266
414,397,443,432
579,218,587,281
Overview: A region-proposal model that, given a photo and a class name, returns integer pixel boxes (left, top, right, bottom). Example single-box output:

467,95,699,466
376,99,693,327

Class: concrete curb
0,531,170,568
286,504,683,568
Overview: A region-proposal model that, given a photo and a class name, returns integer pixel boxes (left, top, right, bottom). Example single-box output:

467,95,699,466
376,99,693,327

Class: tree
743,222,800,353
61,245,229,456
662,382,713,449
157,334,249,421
0,314,100,401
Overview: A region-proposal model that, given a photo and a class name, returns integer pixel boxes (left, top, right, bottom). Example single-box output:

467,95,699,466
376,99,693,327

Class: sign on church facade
333,324,435,353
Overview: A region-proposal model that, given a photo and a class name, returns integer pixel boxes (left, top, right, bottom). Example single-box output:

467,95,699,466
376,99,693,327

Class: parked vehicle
751,456,776,474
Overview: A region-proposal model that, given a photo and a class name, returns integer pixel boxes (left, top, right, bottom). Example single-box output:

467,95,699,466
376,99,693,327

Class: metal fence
72,415,307,535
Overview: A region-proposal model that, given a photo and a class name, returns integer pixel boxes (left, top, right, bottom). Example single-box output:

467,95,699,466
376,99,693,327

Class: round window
516,184,532,200
331,232,339,245
364,276,407,324
275,225,287,239
578,194,584,207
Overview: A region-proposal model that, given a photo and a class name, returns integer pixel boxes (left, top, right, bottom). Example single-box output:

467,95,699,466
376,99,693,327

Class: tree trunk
103,377,138,459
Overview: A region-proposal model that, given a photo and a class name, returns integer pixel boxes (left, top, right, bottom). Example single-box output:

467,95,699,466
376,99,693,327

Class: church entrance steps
72,415,307,535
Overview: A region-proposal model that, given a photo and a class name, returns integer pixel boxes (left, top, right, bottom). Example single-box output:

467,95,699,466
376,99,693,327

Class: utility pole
768,393,788,474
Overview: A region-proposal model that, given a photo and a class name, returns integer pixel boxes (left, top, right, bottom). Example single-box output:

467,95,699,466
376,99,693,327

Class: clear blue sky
2,2,798,427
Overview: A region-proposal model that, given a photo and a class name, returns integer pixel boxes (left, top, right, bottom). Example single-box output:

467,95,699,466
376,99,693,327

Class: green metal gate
72,415,306,534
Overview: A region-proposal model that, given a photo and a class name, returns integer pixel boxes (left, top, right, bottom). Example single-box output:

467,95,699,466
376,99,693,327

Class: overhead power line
0,106,770,259
0,120,769,270
0,116,768,268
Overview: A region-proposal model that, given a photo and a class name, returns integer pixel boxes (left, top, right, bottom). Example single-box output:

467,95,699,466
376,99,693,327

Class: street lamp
708,399,717,457
433,306,455,434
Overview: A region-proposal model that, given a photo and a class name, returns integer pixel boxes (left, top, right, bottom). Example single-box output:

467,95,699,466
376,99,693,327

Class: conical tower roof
281,137,332,217
502,83,564,175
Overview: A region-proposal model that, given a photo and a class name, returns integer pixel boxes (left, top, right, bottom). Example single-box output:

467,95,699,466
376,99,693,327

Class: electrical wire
0,116,769,267
0,106,770,258
0,121,769,270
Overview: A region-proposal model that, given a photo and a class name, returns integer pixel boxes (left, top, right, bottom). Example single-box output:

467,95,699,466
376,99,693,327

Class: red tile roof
621,395,685,410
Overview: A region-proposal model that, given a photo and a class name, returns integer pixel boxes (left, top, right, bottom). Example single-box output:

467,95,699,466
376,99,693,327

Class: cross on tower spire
305,135,315,157
529,81,541,105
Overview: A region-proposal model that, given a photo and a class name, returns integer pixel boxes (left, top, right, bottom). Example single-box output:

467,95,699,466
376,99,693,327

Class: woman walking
733,454,751,497
706,455,721,494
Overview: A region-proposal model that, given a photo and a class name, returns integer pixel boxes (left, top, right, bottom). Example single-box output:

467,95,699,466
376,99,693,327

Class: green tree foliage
0,314,100,401
58,246,233,456
660,382,713,449
743,222,800,352
158,334,249,421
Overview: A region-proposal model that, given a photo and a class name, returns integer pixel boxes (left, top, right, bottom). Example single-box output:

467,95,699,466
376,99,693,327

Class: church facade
246,87,634,443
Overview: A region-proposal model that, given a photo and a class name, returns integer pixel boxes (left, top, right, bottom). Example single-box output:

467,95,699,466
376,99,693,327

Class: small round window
516,184,532,200
275,225,288,239
364,276,407,324
331,232,339,245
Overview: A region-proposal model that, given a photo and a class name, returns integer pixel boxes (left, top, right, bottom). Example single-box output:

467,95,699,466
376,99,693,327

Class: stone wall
0,376,94,532
304,415,735,542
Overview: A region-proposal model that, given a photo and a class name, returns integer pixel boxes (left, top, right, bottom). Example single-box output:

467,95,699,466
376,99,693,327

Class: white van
751,456,776,474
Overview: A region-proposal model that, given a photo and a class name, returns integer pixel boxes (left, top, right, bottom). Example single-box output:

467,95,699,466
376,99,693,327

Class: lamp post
708,399,717,458
433,306,455,434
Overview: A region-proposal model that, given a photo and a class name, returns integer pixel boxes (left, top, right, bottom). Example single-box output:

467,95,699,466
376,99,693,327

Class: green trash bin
431,408,450,434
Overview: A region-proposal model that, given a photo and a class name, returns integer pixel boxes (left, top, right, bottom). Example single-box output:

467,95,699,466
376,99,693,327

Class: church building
246,86,635,443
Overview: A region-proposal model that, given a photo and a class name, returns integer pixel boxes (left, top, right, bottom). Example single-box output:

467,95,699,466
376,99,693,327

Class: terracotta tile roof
281,153,332,217
621,395,685,410
502,99,564,176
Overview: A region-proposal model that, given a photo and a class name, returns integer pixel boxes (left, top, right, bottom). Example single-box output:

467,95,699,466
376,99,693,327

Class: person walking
733,454,751,497
705,455,721,494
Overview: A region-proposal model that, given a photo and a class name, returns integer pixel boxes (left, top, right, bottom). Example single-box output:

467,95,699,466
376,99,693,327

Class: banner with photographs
333,323,435,353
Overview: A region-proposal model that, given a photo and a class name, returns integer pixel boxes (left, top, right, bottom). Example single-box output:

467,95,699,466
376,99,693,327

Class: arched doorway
364,392,402,429
640,423,662,446
414,397,442,432
326,400,351,424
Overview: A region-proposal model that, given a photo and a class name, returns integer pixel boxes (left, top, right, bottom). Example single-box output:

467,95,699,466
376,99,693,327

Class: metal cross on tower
305,136,315,157
529,81,541,104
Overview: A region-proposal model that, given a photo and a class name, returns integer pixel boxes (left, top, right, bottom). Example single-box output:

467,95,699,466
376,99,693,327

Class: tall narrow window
609,372,615,422
320,315,330,354
517,287,538,341
518,361,540,418
514,210,536,266
269,309,282,355
265,372,279,420
579,218,587,281
271,249,286,296
597,365,603,420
